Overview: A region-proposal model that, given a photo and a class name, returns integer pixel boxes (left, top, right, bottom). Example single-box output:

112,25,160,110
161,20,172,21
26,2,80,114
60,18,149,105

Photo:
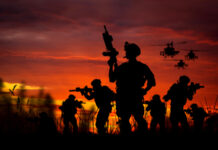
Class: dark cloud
0,0,218,41
0,51,106,68
0,0,217,103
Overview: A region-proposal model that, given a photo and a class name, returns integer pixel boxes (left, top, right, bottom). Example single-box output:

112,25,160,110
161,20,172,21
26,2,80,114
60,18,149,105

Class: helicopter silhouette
160,42,180,57
164,58,188,69
174,59,188,69
184,49,203,60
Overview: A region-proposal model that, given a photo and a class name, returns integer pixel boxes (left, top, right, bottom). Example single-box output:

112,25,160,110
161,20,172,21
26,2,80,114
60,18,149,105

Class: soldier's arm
109,63,117,82
163,84,176,101
75,101,83,108
144,65,156,92
187,88,194,100
104,86,116,102
146,103,151,111
82,91,94,100
162,103,166,115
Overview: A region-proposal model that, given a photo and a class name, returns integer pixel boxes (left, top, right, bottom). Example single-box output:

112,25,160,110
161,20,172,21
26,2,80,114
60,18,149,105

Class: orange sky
0,0,217,109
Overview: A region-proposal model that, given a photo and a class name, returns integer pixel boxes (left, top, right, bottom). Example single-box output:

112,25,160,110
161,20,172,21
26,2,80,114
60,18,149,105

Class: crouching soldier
146,95,166,134
185,103,208,133
59,94,84,135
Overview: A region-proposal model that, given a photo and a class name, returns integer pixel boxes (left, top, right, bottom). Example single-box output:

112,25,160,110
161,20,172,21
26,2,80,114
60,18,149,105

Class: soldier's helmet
191,104,198,110
179,75,190,84
124,41,141,58
91,79,101,87
152,94,161,103
68,94,76,100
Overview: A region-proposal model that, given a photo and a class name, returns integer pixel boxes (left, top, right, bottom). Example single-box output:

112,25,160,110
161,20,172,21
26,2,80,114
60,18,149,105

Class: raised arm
108,60,117,82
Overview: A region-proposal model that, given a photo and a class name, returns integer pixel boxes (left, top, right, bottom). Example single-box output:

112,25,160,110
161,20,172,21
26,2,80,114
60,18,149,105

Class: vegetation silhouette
0,75,217,137
0,78,58,136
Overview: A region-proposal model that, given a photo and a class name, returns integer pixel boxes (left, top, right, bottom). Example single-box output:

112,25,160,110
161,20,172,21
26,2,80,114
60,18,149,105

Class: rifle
189,82,204,93
69,86,92,93
184,108,192,114
102,25,118,65
75,100,86,104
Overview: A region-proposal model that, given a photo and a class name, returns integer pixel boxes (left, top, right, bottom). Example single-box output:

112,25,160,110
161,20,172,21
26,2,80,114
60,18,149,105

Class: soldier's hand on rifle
108,58,115,67
143,89,147,95
163,95,169,102
143,87,151,95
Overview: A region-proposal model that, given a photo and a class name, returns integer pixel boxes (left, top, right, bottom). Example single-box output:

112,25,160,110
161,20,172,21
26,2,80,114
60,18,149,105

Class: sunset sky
0,0,217,108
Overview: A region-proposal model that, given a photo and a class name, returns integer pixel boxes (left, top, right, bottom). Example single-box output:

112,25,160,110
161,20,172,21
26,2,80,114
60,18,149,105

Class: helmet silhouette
124,42,141,58
179,75,190,84
152,94,161,103
91,79,101,87
68,94,75,100
191,104,198,109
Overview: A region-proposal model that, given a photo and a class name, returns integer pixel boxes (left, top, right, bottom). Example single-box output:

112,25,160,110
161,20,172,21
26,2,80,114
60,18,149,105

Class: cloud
0,0,218,42
3,81,42,91
0,50,106,65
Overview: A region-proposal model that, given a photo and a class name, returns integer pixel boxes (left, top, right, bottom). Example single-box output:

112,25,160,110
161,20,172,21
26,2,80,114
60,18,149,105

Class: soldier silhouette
59,94,83,135
146,94,166,134
163,76,197,133
80,79,115,135
186,104,208,133
108,42,156,135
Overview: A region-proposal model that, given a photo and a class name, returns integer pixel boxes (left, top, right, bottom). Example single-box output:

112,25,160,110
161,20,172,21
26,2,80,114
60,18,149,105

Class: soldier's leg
71,116,78,134
150,118,158,133
180,111,189,131
196,120,204,133
159,117,166,134
96,109,108,134
133,103,148,134
170,112,179,133
63,118,70,135
116,95,131,135
119,112,131,135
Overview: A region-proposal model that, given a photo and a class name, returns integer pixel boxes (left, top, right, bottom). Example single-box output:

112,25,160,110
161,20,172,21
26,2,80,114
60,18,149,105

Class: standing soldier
163,75,203,133
145,95,166,134
108,42,156,135
59,94,83,135
185,104,208,133
80,79,115,135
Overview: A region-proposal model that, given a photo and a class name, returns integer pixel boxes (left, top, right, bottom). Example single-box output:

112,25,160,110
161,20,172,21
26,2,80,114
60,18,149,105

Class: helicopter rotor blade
163,59,181,61
150,44,166,46
179,49,207,52
150,40,188,46
175,41,188,45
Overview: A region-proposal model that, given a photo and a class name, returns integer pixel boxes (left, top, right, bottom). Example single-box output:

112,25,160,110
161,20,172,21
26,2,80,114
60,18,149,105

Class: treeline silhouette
0,77,217,136
0,78,58,136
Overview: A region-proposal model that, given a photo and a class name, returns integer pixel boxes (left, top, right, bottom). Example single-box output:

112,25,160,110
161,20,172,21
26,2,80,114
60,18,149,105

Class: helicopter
174,59,188,69
164,59,188,69
184,49,202,60
160,41,180,57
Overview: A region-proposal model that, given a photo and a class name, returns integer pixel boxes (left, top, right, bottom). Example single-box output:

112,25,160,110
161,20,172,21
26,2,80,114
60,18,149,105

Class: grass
0,80,217,137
